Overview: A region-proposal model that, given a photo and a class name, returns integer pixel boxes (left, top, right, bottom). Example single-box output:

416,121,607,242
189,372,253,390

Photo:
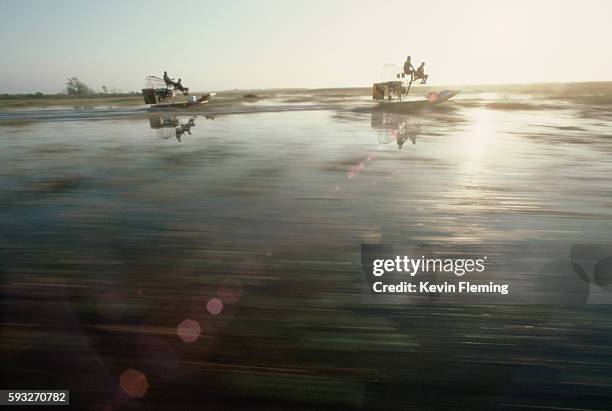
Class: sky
1,0,611,93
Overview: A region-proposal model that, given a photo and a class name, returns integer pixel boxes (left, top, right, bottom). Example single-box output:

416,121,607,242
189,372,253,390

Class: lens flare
206,298,223,315
177,319,201,343
119,369,149,398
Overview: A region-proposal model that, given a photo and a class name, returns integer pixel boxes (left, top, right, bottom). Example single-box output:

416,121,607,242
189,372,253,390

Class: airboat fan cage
372,64,406,101
145,76,168,89
142,75,177,104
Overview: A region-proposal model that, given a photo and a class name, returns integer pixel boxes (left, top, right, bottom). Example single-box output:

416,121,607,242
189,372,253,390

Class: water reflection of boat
149,115,196,142
371,112,422,149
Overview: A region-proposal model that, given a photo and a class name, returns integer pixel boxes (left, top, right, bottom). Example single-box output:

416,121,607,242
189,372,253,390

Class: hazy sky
1,0,611,93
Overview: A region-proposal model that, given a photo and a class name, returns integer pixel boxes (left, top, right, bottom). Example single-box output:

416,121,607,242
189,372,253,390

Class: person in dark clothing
414,62,429,84
403,56,415,80
174,78,189,95
163,71,173,87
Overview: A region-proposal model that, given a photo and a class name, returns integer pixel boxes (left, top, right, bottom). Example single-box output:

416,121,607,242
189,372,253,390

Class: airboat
372,64,458,111
142,76,215,109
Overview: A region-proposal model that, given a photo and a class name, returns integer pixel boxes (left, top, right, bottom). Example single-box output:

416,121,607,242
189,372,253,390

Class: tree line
65,76,134,95
0,77,139,98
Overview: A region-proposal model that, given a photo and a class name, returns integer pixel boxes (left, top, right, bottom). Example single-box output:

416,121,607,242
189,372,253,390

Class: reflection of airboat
149,115,196,141
142,76,214,109
371,112,422,149
372,64,458,111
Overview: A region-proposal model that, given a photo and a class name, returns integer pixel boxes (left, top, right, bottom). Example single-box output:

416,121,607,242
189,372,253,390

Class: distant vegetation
0,76,142,108
0,76,143,108
0,76,140,100
65,77,94,95
0,91,141,100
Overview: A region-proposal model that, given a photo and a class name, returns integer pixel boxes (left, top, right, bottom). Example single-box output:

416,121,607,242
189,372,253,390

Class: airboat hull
149,93,212,111
375,90,458,112
150,100,208,110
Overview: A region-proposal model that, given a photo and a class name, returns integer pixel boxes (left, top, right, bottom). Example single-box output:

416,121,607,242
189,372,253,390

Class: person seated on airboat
163,71,174,87
403,56,415,81
162,71,189,95
173,78,189,95
414,62,429,84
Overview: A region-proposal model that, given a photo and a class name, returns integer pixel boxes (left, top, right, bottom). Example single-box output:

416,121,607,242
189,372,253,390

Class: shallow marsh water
2,87,612,409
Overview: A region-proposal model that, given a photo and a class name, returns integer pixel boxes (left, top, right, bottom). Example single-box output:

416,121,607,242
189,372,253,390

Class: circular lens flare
206,298,223,315
119,369,149,398
177,319,201,343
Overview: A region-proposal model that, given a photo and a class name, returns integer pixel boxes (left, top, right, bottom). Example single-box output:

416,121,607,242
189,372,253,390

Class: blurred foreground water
1,86,612,409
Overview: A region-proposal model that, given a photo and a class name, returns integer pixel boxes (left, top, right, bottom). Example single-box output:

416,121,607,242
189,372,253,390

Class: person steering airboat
162,71,189,96
403,56,415,81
